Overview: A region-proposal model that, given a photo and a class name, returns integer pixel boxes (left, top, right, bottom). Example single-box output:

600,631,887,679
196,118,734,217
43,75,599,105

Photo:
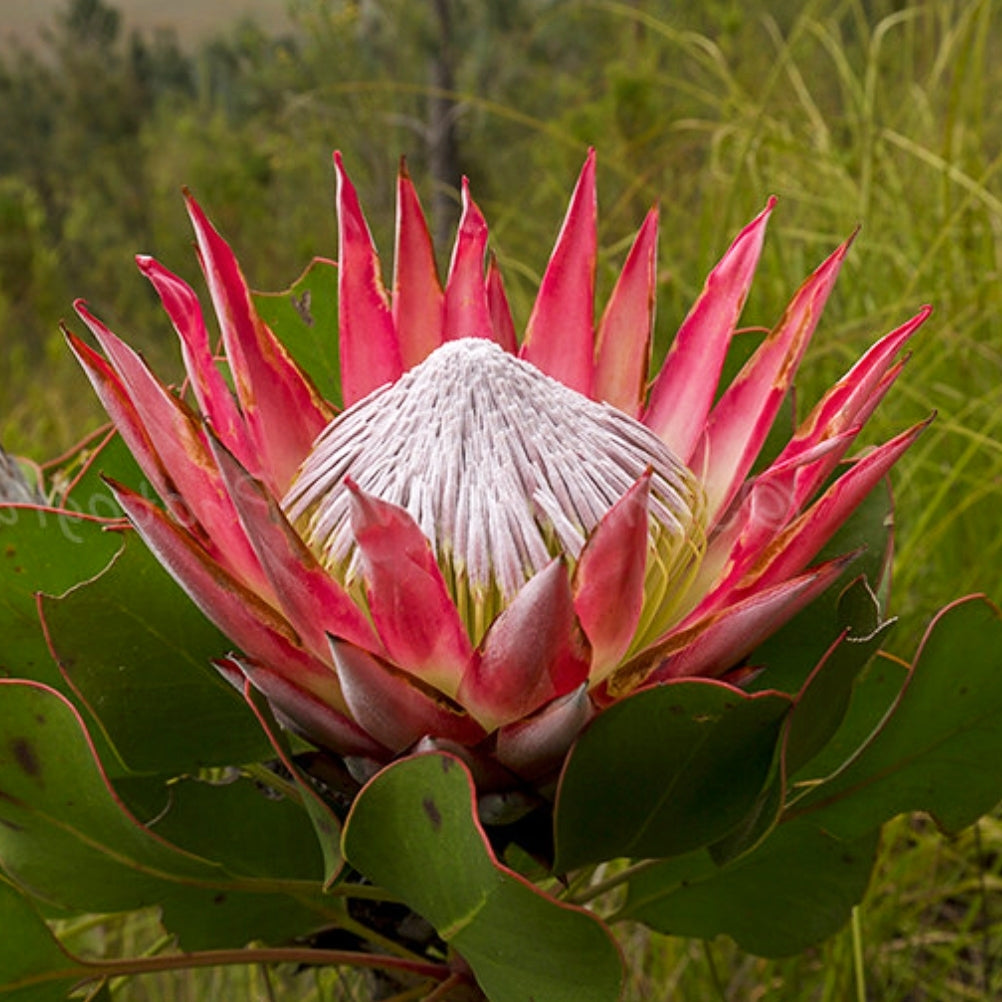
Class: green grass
600,3,1002,996
616,815,1002,1001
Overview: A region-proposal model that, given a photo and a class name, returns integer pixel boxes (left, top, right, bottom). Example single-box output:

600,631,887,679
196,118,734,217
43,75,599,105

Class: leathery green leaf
554,681,791,871
621,821,879,957
0,679,236,911
147,775,324,882
747,481,893,696
0,877,82,1001
241,682,344,888
711,580,893,863
784,579,896,776
53,427,152,520
343,753,624,1002
40,534,273,774
790,596,1002,837
0,680,338,949
791,654,910,785
0,504,120,692
254,258,341,405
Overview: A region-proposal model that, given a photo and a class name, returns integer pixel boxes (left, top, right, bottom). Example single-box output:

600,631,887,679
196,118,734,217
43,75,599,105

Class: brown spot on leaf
0,817,23,832
10,738,39,779
440,756,455,773
291,290,314,326
422,796,442,832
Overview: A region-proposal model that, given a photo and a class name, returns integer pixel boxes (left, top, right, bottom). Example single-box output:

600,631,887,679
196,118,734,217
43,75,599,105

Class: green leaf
0,679,230,912
0,877,82,1001
158,886,334,953
149,775,324,881
241,684,344,888
0,504,120,691
621,820,879,957
254,258,341,405
0,680,338,949
748,481,893,695
343,753,624,1002
707,762,785,865
791,654,909,784
712,581,893,863
40,534,273,774
554,681,791,871
785,580,896,776
54,429,152,520
792,597,1002,837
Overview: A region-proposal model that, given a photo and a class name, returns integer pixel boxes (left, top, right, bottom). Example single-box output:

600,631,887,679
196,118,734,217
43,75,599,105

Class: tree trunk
428,0,462,250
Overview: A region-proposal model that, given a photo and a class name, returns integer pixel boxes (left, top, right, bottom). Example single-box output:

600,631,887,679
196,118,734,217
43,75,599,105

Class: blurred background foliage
4,0,1001,637
3,1,1002,998
1,0,999,656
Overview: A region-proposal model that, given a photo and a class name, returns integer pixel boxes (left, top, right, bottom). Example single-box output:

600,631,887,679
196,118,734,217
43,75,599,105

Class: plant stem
7,946,452,993
329,882,406,903
703,939,727,1002
566,858,660,907
243,761,304,803
851,906,867,1002
560,863,603,905
421,972,467,1001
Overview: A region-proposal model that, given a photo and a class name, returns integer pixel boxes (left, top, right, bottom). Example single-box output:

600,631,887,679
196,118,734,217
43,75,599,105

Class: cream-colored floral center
283,338,705,646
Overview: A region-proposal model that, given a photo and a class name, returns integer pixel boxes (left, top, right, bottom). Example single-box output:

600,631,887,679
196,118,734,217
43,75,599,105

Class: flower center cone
284,338,707,649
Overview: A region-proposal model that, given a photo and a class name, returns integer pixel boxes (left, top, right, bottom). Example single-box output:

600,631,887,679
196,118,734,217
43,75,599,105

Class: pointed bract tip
182,189,215,234
72,299,104,330
61,322,89,355
333,152,350,197
100,474,130,499
456,180,486,231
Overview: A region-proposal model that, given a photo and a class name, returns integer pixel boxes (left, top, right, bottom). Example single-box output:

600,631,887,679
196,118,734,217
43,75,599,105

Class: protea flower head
68,150,928,784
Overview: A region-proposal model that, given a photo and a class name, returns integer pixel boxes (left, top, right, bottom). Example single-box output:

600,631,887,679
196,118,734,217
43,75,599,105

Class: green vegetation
3,0,1002,997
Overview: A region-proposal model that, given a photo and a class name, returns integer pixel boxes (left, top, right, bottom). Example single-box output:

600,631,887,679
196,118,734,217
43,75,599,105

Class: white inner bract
283,338,706,647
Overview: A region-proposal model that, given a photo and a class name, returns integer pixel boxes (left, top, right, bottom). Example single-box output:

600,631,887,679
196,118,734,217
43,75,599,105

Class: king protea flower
68,151,928,782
